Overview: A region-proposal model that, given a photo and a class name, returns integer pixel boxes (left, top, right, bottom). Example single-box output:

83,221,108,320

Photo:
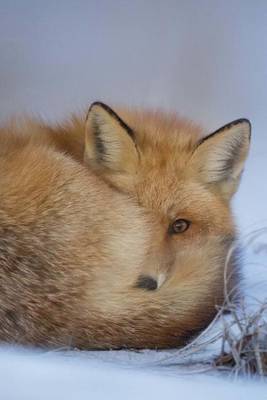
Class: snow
0,1,267,398
1,346,267,400
1,347,267,400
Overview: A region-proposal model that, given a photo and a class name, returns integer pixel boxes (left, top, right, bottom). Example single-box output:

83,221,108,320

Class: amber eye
170,219,190,234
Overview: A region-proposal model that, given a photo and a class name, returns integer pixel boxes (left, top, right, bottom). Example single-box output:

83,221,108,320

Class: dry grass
213,233,267,377
213,301,267,377
161,230,267,379
162,297,267,379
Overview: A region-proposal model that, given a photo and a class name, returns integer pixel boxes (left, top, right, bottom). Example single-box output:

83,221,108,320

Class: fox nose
135,273,166,291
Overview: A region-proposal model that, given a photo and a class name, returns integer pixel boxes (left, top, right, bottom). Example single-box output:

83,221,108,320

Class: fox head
81,102,251,348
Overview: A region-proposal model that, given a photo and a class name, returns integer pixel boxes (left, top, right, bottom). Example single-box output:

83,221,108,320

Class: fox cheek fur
0,102,251,349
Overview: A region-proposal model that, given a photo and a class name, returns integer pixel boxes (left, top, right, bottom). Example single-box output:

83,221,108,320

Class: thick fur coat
0,103,251,348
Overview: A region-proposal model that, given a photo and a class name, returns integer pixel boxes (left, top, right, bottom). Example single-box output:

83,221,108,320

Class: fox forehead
115,109,207,206
135,176,233,232
118,108,203,155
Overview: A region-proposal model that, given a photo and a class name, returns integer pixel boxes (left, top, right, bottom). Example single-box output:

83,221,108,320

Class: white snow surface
0,1,267,398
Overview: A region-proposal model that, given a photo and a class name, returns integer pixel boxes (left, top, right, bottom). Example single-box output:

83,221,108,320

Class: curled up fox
0,102,251,349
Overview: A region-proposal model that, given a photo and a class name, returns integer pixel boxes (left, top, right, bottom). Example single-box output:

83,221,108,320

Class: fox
0,102,251,349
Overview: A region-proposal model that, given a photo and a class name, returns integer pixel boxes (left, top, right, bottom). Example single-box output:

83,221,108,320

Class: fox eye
170,219,190,234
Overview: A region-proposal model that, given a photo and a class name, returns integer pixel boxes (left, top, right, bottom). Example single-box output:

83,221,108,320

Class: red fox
0,102,250,349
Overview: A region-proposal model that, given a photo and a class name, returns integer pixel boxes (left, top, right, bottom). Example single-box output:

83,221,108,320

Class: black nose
135,275,158,291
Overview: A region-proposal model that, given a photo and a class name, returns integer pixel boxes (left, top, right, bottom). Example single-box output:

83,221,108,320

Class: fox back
0,103,251,349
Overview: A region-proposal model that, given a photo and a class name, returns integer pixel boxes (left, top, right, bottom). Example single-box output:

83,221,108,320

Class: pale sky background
0,0,266,226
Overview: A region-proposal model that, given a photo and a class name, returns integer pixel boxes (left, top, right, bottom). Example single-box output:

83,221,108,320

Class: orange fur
0,104,250,349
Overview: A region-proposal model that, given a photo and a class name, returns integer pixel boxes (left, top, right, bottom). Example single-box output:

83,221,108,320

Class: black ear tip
88,101,109,112
239,118,251,127
86,101,115,122
229,118,251,141
223,118,251,131
239,118,252,141
235,118,251,129
199,118,252,146
87,101,120,122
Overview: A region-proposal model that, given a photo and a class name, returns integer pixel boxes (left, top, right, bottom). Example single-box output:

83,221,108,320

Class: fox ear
190,119,251,200
84,102,138,190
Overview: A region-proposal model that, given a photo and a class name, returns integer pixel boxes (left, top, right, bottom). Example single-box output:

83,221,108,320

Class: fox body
0,103,250,349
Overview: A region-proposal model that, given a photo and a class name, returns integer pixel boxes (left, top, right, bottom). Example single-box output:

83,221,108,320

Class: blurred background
0,0,266,230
